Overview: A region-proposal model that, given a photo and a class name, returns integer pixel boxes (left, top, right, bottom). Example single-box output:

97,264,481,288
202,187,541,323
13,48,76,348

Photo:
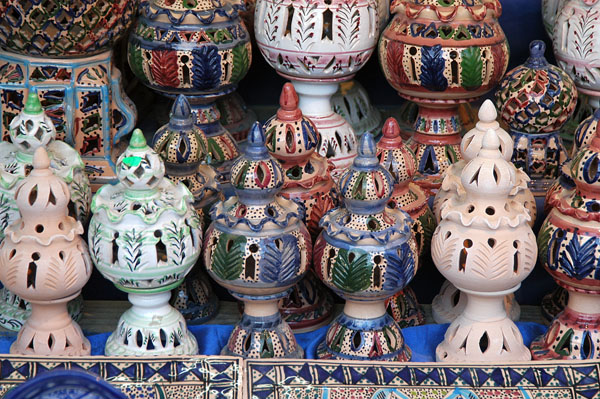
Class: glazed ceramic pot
332,80,383,138
0,148,92,356
496,40,576,192
314,134,418,361
217,92,258,143
433,128,537,362
128,0,252,179
554,0,600,108
263,83,336,332
88,130,202,356
542,0,568,37
255,0,380,178
0,91,90,332
379,0,509,192
531,130,600,360
204,123,311,358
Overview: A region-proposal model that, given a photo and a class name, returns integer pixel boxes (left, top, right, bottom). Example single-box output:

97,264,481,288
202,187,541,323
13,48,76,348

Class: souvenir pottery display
433,128,537,362
379,0,509,192
254,0,380,178
204,123,311,358
0,91,90,332
431,100,535,324
0,148,91,356
332,80,383,138
542,0,568,37
0,1,138,189
376,117,434,327
152,95,220,324
88,130,201,356
217,92,258,143
496,40,576,192
531,129,600,360
314,133,418,361
128,0,252,180
264,83,336,332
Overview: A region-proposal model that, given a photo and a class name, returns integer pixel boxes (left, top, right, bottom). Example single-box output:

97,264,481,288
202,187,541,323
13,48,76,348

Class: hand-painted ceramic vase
152,95,220,324
0,148,92,356
431,100,536,325
433,128,537,362
379,0,509,192
254,0,380,178
554,0,600,108
376,117,435,327
263,83,336,332
332,80,383,138
204,123,311,358
314,133,418,361
128,0,252,180
496,40,576,192
88,130,202,356
531,130,600,360
0,91,90,332
542,0,568,37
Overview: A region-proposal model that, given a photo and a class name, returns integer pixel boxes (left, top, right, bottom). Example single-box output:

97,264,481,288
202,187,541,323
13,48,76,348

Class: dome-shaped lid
338,133,395,214
496,40,578,134
8,90,56,155
376,117,417,186
230,123,284,204
117,129,166,192
391,0,502,22
461,100,513,162
573,108,600,156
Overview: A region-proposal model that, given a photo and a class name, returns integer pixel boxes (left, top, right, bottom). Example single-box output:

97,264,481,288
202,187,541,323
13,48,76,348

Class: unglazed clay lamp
0,91,91,332
264,83,336,332
332,80,383,138
433,128,537,362
379,0,509,192
496,40,576,192
315,133,418,361
255,0,380,178
376,117,435,327
204,123,311,358
152,95,220,324
88,130,202,356
128,0,252,181
0,147,92,356
531,130,600,360
0,1,138,189
431,100,536,324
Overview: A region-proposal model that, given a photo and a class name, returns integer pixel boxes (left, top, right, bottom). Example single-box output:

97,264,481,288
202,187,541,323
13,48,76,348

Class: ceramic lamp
263,83,336,332
379,0,509,192
376,117,435,327
332,80,383,138
152,95,220,324
314,133,418,361
254,0,380,178
542,0,568,37
204,123,311,358
0,91,90,331
88,130,202,356
0,147,92,356
128,0,252,181
217,92,258,143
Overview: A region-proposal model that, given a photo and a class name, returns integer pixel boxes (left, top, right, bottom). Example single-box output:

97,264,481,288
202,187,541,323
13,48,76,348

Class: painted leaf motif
230,45,250,84
212,233,246,280
331,248,371,293
191,46,222,91
128,45,148,83
460,46,483,90
308,193,334,239
537,221,553,265
420,44,447,92
123,229,143,272
559,232,598,280
385,41,409,87
337,0,360,50
165,222,186,267
490,43,507,84
151,50,180,88
382,246,415,291
259,235,300,283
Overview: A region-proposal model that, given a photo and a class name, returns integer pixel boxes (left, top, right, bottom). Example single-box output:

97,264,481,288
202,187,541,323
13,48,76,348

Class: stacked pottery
264,83,336,332
0,1,138,189
204,123,311,358
433,128,537,362
128,0,252,179
379,0,509,192
0,92,90,331
376,117,435,327
531,129,600,360
496,40,577,193
332,80,383,138
152,95,220,324
0,148,92,356
314,133,418,361
88,130,202,356
431,99,536,324
254,0,380,178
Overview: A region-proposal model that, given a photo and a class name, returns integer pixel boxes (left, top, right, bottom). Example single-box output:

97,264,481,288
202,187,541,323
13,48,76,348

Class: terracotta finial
276,83,303,121
32,147,51,175
378,117,403,148
478,99,497,124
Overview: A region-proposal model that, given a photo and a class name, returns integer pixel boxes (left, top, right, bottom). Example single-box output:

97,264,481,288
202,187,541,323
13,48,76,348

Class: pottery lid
495,40,578,134
461,99,512,162
117,129,166,191
338,133,395,214
376,117,417,186
8,90,56,155
573,108,600,156
391,0,502,22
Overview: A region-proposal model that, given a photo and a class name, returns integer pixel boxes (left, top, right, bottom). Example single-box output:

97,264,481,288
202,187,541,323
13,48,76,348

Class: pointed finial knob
129,129,147,149
478,99,497,123
245,122,269,160
525,40,548,69
482,128,501,150
383,117,401,139
353,133,379,169
24,89,43,115
276,83,302,121
33,147,50,170
168,95,194,131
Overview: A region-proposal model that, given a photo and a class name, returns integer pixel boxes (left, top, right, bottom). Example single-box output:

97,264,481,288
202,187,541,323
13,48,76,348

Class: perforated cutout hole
487,238,496,248
48,334,54,349
27,262,37,288
582,332,593,359
29,185,38,205
9,249,16,259
31,252,40,261
136,330,144,348
244,335,252,352
59,251,65,260
479,332,489,353
35,224,44,233
467,205,475,213
352,331,362,350
485,207,495,215
469,167,481,184
160,329,167,348
589,156,599,182
48,189,56,205
451,290,460,307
